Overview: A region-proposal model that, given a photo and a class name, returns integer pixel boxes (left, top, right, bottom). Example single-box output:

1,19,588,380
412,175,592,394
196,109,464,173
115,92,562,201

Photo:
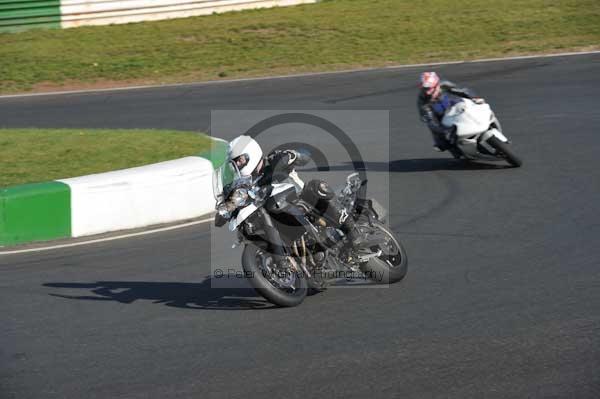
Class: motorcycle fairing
228,182,296,232
442,100,493,137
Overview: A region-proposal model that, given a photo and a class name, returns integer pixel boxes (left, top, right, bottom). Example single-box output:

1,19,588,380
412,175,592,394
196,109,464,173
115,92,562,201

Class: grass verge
0,129,213,187
1,0,599,94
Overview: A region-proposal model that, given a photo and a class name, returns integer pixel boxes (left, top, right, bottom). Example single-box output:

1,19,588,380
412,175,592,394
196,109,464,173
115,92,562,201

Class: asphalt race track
2,54,600,398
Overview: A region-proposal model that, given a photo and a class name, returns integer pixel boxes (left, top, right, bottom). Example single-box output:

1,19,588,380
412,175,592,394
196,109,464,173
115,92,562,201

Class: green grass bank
0,129,213,187
1,0,599,94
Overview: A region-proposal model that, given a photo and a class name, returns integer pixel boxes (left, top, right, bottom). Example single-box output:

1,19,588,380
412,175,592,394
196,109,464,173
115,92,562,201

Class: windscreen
212,161,237,202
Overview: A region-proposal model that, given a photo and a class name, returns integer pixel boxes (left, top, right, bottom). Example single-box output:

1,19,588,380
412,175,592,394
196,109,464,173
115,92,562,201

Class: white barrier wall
60,0,317,28
59,156,215,237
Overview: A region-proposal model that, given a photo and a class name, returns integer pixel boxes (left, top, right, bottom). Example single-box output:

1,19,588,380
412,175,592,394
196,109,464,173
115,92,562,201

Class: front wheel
242,244,307,307
487,136,522,167
358,222,408,284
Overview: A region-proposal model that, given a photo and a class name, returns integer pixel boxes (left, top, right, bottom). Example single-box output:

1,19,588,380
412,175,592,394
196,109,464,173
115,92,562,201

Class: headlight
230,188,249,207
217,202,232,219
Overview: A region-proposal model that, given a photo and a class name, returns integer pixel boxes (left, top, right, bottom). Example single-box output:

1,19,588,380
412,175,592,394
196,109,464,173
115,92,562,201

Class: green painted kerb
0,1,61,33
0,181,71,246
197,139,228,169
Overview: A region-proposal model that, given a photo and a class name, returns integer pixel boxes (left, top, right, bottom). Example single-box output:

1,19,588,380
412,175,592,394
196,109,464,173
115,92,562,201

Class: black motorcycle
214,163,408,307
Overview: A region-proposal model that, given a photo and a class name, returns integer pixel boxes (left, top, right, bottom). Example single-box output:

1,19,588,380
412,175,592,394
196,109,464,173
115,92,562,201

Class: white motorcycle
441,98,522,167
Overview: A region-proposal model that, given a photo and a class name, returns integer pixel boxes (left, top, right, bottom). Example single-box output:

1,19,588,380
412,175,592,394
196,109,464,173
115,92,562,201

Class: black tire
359,222,408,284
488,136,522,167
242,243,307,307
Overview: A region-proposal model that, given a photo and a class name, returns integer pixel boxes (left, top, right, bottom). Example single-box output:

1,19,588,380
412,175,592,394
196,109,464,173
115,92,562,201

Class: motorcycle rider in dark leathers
417,71,484,159
221,135,364,253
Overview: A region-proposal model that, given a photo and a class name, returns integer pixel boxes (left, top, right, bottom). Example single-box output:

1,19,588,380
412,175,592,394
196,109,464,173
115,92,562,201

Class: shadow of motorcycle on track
43,278,276,310
300,158,512,173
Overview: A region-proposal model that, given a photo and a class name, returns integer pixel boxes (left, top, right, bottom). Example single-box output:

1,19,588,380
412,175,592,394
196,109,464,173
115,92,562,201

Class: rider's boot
448,147,464,159
341,218,369,249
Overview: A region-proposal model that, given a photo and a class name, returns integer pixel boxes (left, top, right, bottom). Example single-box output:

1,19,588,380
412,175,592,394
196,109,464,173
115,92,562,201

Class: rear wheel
358,222,408,284
242,244,307,307
488,136,522,167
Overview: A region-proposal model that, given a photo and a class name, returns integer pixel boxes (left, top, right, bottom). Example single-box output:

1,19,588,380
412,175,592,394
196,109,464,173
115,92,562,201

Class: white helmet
227,135,263,177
